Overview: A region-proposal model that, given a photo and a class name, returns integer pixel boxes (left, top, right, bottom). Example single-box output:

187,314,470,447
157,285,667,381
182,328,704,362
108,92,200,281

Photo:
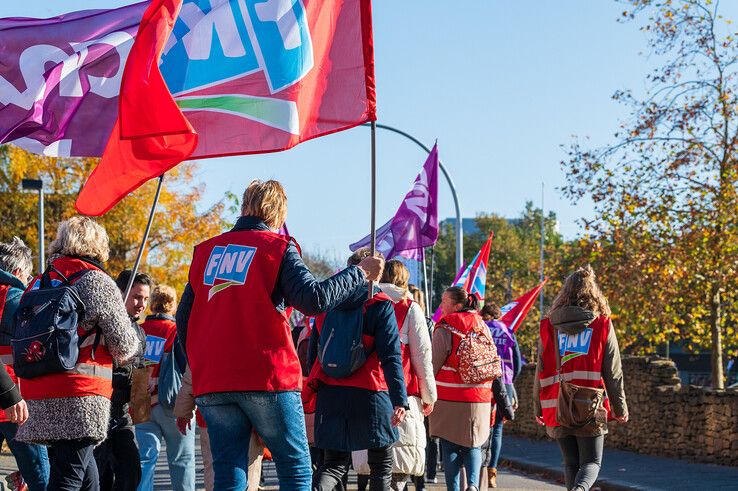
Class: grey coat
16,257,139,444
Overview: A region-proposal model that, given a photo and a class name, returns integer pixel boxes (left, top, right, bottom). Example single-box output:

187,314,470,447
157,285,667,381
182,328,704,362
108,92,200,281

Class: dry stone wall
506,356,738,466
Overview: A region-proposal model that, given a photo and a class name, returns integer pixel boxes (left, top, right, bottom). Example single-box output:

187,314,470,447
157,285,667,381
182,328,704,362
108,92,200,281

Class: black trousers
93,423,141,491
556,435,604,491
314,446,392,491
48,439,99,491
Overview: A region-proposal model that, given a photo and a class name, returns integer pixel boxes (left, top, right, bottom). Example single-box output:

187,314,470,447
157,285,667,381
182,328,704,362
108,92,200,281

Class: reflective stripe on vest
539,370,603,388
436,381,493,389
540,398,557,409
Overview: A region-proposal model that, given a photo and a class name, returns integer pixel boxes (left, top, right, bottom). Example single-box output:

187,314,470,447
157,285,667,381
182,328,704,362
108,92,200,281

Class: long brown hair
548,265,611,318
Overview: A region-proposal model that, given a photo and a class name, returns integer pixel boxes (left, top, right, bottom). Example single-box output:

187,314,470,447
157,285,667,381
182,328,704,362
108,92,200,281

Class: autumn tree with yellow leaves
563,0,738,387
0,145,232,293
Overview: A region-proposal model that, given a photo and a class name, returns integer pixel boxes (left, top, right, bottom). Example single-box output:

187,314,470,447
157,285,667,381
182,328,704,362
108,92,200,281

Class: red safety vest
434,311,493,403
20,257,114,401
140,314,177,406
538,316,612,427
0,285,17,422
306,293,392,392
187,230,300,396
394,299,421,398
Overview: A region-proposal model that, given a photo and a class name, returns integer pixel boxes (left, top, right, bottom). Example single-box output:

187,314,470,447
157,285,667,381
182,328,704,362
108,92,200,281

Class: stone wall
506,356,738,466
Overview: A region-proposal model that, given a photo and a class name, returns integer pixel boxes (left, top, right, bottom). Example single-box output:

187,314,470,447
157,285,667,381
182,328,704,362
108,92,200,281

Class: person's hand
176,417,192,435
391,406,406,427
357,256,385,282
512,397,519,411
5,400,28,425
422,402,434,416
615,413,629,423
535,415,545,426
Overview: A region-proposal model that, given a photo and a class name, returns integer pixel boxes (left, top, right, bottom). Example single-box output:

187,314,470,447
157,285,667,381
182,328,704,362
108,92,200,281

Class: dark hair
445,286,479,312
480,303,502,320
115,270,154,293
347,247,384,267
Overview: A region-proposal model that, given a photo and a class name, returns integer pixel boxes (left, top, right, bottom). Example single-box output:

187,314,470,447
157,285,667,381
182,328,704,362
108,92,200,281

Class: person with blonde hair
15,216,140,490
177,180,385,490
534,265,628,491
137,285,195,491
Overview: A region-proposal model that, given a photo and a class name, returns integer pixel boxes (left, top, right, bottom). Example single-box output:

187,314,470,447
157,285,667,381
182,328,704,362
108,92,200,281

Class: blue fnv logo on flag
143,335,167,365
204,244,257,300
559,328,593,364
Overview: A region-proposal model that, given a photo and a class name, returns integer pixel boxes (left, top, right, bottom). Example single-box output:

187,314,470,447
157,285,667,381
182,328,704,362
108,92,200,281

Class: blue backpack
317,293,386,379
157,336,187,410
12,266,100,379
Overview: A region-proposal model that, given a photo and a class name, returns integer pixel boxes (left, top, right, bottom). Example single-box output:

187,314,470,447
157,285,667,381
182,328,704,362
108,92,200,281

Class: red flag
75,0,197,216
500,279,548,332
462,232,494,301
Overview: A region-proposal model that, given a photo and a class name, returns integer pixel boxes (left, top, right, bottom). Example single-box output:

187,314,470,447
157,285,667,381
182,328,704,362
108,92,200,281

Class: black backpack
12,266,100,379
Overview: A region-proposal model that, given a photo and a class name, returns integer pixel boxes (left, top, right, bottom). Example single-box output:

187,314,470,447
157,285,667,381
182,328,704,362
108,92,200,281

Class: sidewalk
500,435,738,490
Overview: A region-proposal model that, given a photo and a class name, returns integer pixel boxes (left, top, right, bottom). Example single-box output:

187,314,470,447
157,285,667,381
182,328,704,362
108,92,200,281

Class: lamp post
21,179,44,273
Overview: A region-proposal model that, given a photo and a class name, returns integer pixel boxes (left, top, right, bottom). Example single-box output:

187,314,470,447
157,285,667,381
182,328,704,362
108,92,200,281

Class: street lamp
21,178,44,273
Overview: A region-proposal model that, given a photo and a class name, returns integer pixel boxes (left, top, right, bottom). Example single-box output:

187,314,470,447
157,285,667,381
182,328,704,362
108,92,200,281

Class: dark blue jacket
309,284,408,452
176,216,367,351
0,269,25,409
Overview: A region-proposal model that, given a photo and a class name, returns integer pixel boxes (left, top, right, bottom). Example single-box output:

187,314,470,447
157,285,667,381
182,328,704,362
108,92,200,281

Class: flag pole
369,121,377,299
429,245,435,313
123,174,164,303
539,181,545,319
422,250,430,317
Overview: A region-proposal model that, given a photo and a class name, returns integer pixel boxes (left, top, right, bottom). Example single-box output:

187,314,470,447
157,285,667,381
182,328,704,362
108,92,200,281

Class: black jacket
176,216,367,349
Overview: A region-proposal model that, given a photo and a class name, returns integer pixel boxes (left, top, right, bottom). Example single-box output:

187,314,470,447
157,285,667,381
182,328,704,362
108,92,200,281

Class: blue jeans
135,404,196,491
482,416,504,469
196,391,311,491
0,421,49,491
440,439,481,491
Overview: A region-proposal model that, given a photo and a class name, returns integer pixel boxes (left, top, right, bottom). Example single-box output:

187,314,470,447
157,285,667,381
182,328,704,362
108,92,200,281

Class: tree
0,145,232,293
562,0,738,387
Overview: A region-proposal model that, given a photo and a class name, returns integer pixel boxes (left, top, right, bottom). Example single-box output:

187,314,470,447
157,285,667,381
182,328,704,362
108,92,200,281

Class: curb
499,457,648,491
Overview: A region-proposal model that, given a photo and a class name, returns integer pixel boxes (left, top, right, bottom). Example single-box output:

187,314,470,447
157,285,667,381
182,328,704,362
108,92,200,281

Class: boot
488,467,497,488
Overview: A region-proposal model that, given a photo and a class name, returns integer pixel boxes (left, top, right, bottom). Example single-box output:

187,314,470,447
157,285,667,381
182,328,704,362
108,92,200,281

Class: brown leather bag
130,366,152,424
554,330,607,429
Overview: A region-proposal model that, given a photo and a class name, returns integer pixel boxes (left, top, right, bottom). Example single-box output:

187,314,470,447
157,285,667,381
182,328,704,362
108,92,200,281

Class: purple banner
351,144,439,259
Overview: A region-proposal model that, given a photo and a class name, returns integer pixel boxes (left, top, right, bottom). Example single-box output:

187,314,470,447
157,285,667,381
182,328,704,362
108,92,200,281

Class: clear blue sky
4,1,725,261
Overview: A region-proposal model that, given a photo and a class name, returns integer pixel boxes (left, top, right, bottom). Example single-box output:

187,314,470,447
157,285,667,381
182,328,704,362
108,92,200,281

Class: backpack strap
78,327,102,361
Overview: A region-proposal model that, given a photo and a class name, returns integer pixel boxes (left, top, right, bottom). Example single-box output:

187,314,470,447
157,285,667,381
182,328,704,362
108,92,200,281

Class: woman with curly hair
534,266,628,491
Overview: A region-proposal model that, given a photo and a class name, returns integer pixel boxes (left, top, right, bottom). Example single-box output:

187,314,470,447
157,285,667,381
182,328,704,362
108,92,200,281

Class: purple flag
350,144,439,259
0,3,147,156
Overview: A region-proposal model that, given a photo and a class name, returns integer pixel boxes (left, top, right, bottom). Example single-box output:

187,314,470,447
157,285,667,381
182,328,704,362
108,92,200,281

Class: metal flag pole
368,121,377,299
539,181,545,319
123,174,165,303
429,245,435,313
421,250,430,317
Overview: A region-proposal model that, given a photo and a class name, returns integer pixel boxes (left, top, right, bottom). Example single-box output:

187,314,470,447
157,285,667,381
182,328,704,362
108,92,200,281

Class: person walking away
533,266,628,491
352,260,437,490
136,285,195,490
480,303,522,488
430,286,501,491
307,250,408,491
93,270,150,490
176,180,385,491
15,217,140,491
0,237,49,490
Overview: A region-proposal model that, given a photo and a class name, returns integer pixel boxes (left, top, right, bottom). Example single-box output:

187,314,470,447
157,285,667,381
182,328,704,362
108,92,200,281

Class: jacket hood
333,282,376,311
0,268,24,290
549,305,596,335
378,283,409,303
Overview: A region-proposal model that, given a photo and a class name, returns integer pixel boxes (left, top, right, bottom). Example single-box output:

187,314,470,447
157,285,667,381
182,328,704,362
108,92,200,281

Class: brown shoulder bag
554,329,607,429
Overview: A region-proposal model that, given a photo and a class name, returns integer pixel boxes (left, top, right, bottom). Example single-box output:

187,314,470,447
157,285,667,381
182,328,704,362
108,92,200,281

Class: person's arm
602,322,628,419
371,301,407,409
173,367,196,420
431,327,453,376
0,287,21,336
279,244,370,316
306,322,319,373
406,304,437,405
512,333,523,381
493,378,514,420
176,283,194,356
533,338,543,419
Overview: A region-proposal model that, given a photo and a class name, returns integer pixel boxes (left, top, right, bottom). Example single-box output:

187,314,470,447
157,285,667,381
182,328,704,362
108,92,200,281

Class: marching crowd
0,179,627,491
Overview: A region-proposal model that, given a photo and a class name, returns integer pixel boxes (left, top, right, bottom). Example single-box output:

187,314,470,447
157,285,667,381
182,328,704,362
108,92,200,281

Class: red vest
394,299,421,398
435,311,493,403
140,314,177,406
20,257,114,401
0,285,16,423
306,293,392,392
538,316,612,427
187,230,300,396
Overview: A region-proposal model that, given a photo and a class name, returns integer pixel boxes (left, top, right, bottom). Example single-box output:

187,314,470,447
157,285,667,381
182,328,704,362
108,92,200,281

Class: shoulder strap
440,322,465,338
553,325,561,376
